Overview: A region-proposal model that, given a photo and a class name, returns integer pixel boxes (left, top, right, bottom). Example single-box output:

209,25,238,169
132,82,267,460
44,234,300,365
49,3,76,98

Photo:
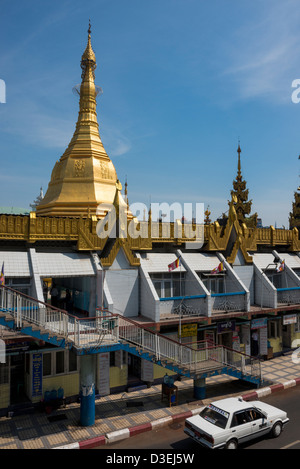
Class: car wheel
225,439,238,449
272,421,282,438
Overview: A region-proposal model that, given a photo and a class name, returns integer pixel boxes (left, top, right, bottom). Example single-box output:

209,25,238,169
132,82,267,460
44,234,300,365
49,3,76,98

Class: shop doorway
282,324,292,350
127,354,141,386
10,353,26,404
218,332,232,348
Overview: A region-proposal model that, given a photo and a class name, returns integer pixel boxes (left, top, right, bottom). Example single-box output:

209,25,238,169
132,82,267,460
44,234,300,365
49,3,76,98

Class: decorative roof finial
88,19,91,36
237,140,242,177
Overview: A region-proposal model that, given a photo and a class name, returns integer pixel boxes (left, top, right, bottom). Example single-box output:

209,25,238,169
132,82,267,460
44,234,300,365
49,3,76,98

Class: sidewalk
0,353,300,449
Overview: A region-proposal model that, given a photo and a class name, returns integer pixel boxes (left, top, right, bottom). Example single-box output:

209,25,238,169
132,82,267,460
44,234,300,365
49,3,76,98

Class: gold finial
124,176,128,197
204,205,211,225
237,140,242,176
81,20,96,73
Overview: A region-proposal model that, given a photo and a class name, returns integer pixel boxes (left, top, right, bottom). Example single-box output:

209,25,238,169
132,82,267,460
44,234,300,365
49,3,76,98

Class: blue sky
0,0,300,227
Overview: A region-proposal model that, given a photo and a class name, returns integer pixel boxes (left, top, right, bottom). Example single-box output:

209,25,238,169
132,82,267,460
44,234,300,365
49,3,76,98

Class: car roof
209,397,253,413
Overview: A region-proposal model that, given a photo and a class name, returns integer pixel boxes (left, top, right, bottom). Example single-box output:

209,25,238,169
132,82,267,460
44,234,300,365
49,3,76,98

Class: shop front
217,320,236,348
251,317,268,357
282,314,298,350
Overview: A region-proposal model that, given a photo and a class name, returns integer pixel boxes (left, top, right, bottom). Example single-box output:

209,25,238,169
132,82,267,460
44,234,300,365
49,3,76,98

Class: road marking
281,440,300,449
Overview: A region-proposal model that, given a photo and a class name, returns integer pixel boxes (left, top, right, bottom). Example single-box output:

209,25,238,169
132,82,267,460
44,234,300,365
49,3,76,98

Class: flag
168,257,181,272
0,263,4,286
211,262,224,274
276,260,285,273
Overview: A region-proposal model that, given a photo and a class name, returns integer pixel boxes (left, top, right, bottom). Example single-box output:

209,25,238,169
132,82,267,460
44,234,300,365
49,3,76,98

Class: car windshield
200,404,229,429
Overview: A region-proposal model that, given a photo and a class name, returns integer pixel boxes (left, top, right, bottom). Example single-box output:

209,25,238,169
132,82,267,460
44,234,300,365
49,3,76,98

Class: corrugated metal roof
0,251,31,277
252,252,286,270
139,253,186,273
181,252,221,272
36,252,96,277
278,253,300,269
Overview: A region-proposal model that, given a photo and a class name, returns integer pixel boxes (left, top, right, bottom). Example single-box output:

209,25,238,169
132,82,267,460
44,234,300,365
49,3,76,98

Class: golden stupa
36,23,118,217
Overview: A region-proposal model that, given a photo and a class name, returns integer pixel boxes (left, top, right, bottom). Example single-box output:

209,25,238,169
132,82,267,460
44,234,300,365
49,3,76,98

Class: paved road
97,386,300,450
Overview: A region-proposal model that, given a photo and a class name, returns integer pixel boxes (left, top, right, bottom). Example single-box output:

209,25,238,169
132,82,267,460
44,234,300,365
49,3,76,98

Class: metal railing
0,285,119,349
277,287,300,305
211,291,246,313
116,314,262,381
0,285,261,382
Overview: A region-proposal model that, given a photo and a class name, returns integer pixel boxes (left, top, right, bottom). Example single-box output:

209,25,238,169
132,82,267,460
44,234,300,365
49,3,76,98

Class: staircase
0,285,268,387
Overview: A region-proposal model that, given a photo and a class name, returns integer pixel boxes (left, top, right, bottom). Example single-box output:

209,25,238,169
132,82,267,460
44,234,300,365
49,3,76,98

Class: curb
55,378,300,449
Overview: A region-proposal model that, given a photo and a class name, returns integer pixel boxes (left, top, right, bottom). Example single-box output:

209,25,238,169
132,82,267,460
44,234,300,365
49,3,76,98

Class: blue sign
32,353,42,397
251,317,267,329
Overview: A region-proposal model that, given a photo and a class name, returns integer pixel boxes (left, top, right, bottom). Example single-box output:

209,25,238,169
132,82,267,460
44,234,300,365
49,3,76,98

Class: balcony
159,294,207,320
277,287,300,306
211,291,247,315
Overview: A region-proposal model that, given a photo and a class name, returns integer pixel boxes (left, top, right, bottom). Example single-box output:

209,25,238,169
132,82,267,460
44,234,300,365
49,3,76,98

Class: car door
229,410,253,444
245,408,271,439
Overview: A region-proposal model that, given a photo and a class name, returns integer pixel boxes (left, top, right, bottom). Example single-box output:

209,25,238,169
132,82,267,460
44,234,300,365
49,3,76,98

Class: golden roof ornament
204,206,211,225
36,23,119,218
229,143,257,228
289,154,300,230
81,20,96,77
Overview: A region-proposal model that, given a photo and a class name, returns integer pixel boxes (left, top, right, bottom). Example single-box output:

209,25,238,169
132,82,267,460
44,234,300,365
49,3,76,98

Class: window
268,320,280,339
110,352,115,367
5,277,31,296
68,350,77,372
266,272,282,289
245,409,264,421
56,351,65,374
43,353,52,377
42,350,76,376
200,404,229,429
201,275,225,294
231,411,249,427
0,363,9,385
151,273,184,299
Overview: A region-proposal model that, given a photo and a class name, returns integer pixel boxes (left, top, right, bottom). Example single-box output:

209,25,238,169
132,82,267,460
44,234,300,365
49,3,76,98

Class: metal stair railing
0,285,119,349
116,314,262,381
0,285,262,382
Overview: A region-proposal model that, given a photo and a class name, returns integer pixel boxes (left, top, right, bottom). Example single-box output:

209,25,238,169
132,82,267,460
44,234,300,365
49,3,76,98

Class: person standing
50,282,59,307
251,330,259,356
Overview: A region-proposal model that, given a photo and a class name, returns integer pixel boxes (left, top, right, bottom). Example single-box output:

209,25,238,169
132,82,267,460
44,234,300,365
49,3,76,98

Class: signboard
283,315,297,325
259,326,268,356
232,333,240,352
32,353,42,397
141,359,153,382
251,317,267,329
180,323,197,338
98,353,110,396
217,320,236,334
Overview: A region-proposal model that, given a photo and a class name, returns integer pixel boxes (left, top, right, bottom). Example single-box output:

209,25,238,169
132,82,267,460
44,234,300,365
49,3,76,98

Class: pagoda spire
229,143,257,227
36,23,118,217
289,155,300,230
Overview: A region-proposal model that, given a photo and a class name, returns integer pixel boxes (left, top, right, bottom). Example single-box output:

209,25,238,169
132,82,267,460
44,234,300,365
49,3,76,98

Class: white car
184,397,289,449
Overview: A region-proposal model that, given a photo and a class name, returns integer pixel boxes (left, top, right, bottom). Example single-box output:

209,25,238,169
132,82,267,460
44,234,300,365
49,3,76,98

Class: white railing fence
0,285,261,381
0,285,119,348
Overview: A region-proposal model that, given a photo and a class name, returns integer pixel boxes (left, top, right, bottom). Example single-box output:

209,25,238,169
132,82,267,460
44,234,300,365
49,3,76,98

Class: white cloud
221,1,300,103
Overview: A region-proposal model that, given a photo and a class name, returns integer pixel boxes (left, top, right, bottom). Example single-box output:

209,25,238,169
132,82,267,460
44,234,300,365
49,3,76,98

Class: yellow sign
179,323,197,338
